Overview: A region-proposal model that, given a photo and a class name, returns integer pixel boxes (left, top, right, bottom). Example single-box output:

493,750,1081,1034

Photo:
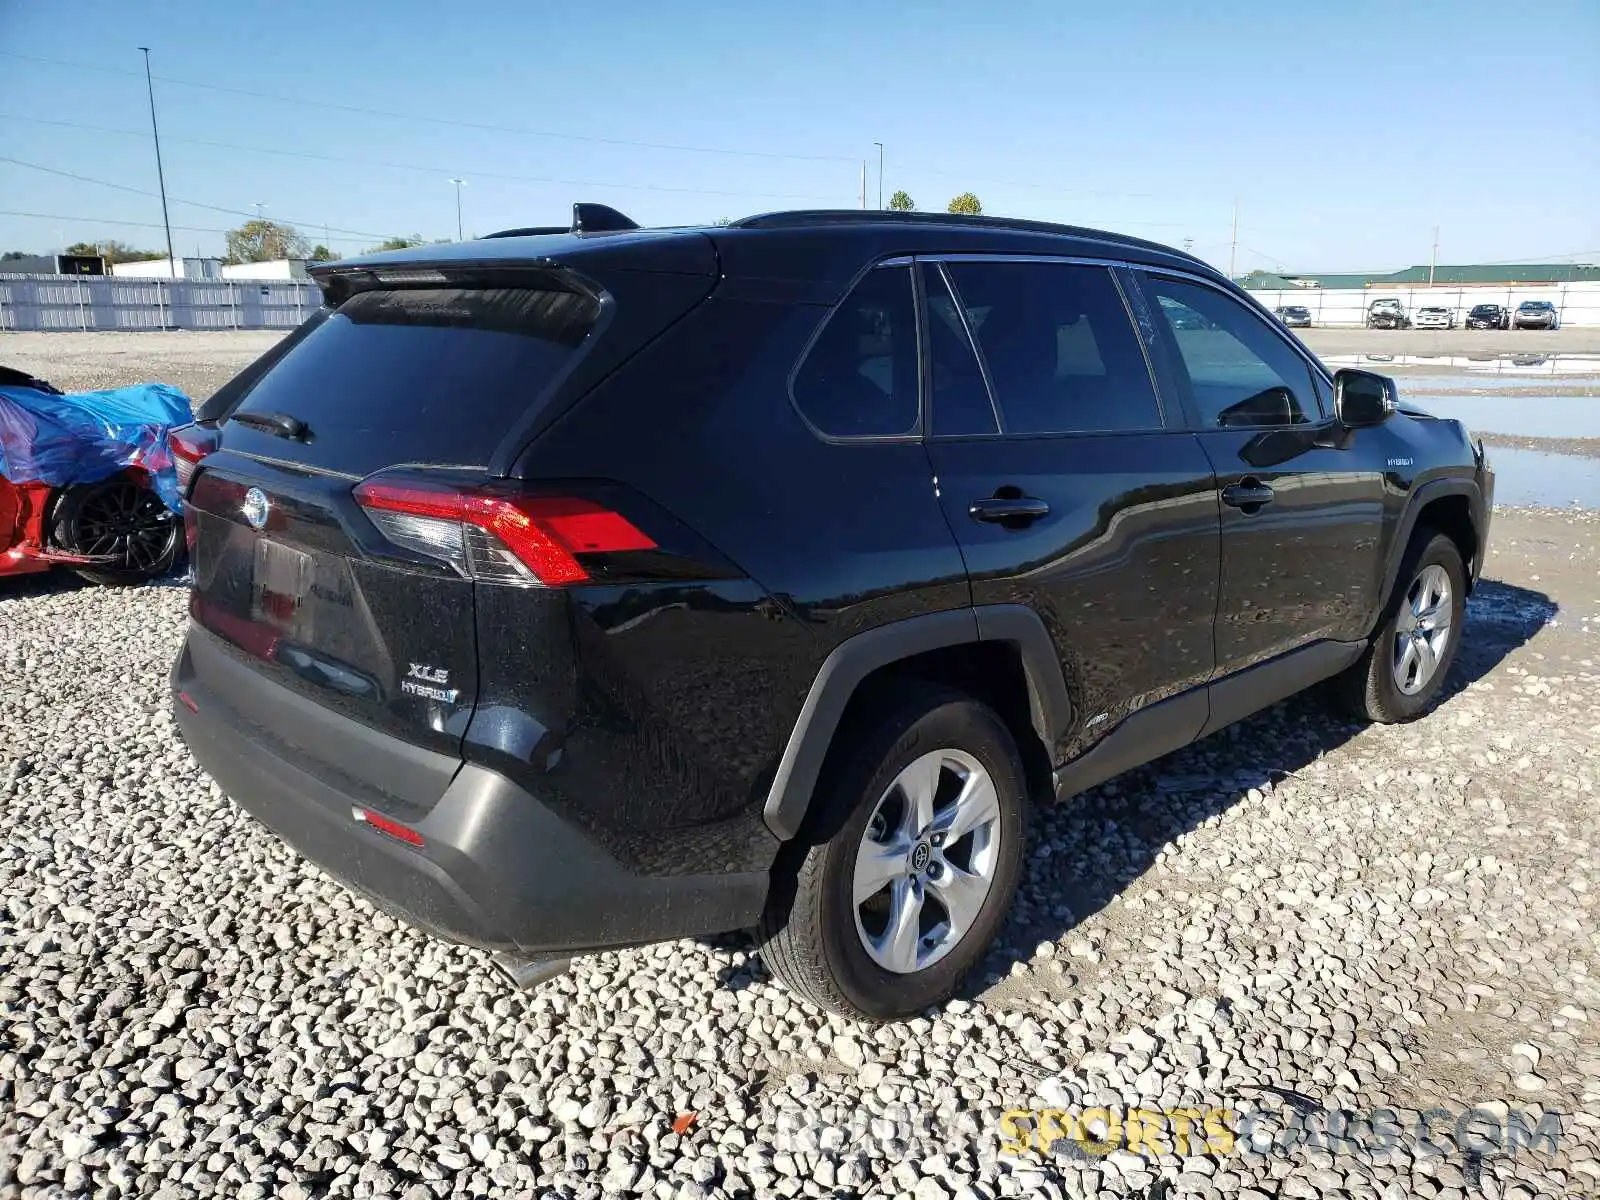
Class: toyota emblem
241,487,271,531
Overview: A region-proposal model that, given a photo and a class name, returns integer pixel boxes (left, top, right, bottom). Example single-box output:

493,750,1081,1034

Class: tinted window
792,266,918,438
1143,276,1319,428
944,261,1163,435
231,287,599,467
923,264,999,437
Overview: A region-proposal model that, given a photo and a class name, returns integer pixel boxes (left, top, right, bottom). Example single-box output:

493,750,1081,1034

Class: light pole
137,47,177,277
450,178,466,241
873,142,884,210
253,202,267,222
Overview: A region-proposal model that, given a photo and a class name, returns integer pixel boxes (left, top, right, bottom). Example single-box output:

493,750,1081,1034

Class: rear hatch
179,245,716,799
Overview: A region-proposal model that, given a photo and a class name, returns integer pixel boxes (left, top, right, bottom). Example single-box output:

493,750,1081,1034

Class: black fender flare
1371,475,1485,635
761,604,1071,840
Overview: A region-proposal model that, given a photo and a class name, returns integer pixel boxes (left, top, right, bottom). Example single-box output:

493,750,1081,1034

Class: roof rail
480,202,642,241
728,209,1212,270
481,226,569,239
731,209,1102,237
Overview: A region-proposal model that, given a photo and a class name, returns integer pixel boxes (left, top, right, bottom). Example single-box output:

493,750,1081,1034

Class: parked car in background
1367,299,1410,329
1512,301,1558,330
0,367,187,585
1465,303,1510,330
1275,305,1312,328
1414,306,1456,330
169,204,1494,1020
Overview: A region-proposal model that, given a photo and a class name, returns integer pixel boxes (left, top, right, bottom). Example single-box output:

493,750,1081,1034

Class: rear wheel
758,687,1028,1021
1337,530,1466,723
51,477,182,586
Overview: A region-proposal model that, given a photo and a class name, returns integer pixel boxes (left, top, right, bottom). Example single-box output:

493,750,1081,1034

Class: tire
1337,530,1466,723
758,686,1029,1021
50,476,183,586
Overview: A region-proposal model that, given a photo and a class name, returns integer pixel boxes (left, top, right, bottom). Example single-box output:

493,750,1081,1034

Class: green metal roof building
1238,263,1600,290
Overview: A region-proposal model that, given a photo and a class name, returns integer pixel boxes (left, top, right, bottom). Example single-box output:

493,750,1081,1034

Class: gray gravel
1,333,1597,1199
2,514,1595,1199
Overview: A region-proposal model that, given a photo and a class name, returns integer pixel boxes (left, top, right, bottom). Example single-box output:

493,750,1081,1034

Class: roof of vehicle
313,204,1225,305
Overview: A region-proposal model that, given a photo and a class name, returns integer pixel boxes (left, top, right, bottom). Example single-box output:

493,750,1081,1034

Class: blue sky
2,0,1596,274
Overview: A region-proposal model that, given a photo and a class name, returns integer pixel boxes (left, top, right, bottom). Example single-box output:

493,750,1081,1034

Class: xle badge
401,662,457,704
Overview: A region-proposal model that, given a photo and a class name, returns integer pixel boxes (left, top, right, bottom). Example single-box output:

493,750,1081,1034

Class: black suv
170,206,1493,1020
1466,303,1510,330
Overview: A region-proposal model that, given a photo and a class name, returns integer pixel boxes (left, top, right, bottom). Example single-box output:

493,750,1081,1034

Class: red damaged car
0,367,185,585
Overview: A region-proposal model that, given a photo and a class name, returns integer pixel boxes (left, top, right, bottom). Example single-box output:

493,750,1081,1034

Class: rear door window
922,263,999,437
791,265,919,439
228,285,600,473
942,260,1164,435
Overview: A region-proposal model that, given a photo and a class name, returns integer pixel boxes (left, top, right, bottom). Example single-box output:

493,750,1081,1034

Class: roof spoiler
483,202,640,240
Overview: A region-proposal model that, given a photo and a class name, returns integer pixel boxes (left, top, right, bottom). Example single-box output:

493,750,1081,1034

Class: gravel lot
2,337,1599,1200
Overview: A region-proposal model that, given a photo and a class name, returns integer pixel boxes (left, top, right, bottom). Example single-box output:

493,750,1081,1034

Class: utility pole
137,47,177,279
450,178,466,241
1228,199,1239,279
859,160,867,209
1429,225,1439,287
874,142,884,210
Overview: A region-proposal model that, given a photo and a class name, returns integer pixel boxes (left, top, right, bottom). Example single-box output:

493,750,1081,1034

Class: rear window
229,286,600,471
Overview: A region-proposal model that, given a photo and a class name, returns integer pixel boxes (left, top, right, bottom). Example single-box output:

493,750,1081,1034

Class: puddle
1403,393,1600,438
1483,446,1600,509
1321,352,1600,380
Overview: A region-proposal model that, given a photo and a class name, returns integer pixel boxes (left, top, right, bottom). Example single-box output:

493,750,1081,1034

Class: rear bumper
172,627,768,955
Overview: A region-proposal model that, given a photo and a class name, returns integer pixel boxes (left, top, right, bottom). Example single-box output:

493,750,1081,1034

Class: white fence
1246,280,1600,328
0,274,322,332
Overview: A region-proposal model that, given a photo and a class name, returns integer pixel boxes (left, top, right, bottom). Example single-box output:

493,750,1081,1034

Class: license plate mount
252,537,313,629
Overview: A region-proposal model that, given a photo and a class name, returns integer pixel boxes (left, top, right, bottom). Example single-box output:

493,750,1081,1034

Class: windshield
1519,302,1551,310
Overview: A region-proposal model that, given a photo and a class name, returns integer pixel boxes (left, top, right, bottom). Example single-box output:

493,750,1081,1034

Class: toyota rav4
170,206,1493,1020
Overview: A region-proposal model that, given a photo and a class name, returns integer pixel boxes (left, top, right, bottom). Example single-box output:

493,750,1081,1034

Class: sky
1,0,1596,275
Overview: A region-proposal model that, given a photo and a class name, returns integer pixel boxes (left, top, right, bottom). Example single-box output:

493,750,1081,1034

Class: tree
947,193,982,216
64,240,165,264
309,244,341,262
368,235,425,253
225,219,311,264
887,191,915,212
1,250,29,261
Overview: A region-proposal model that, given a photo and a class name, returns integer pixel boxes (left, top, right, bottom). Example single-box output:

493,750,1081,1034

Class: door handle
1221,478,1275,510
969,496,1050,525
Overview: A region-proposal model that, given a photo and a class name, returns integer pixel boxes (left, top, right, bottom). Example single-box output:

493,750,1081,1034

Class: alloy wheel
69,483,177,573
1392,563,1453,695
852,748,1002,974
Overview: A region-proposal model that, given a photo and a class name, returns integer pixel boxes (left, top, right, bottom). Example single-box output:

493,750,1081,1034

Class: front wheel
51,476,182,586
1337,531,1466,723
758,687,1028,1021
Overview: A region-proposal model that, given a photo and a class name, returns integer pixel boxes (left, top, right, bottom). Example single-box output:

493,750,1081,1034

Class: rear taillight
353,479,655,587
167,424,219,497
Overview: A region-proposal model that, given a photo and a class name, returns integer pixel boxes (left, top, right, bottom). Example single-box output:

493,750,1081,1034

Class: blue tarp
0,382,193,513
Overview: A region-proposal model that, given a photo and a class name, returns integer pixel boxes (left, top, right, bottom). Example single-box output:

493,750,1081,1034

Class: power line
0,208,375,246
0,50,857,164
0,113,844,202
0,154,401,239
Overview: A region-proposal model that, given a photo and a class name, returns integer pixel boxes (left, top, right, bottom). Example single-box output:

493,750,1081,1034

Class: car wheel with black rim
758,686,1029,1021
1337,530,1466,723
50,476,182,586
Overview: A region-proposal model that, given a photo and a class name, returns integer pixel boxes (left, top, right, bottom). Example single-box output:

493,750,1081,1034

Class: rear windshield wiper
230,410,311,441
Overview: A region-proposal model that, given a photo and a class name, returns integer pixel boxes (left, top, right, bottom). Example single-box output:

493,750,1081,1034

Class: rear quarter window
790,265,919,439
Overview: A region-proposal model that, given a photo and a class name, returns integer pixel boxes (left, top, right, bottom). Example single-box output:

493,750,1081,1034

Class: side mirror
1334,368,1397,427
